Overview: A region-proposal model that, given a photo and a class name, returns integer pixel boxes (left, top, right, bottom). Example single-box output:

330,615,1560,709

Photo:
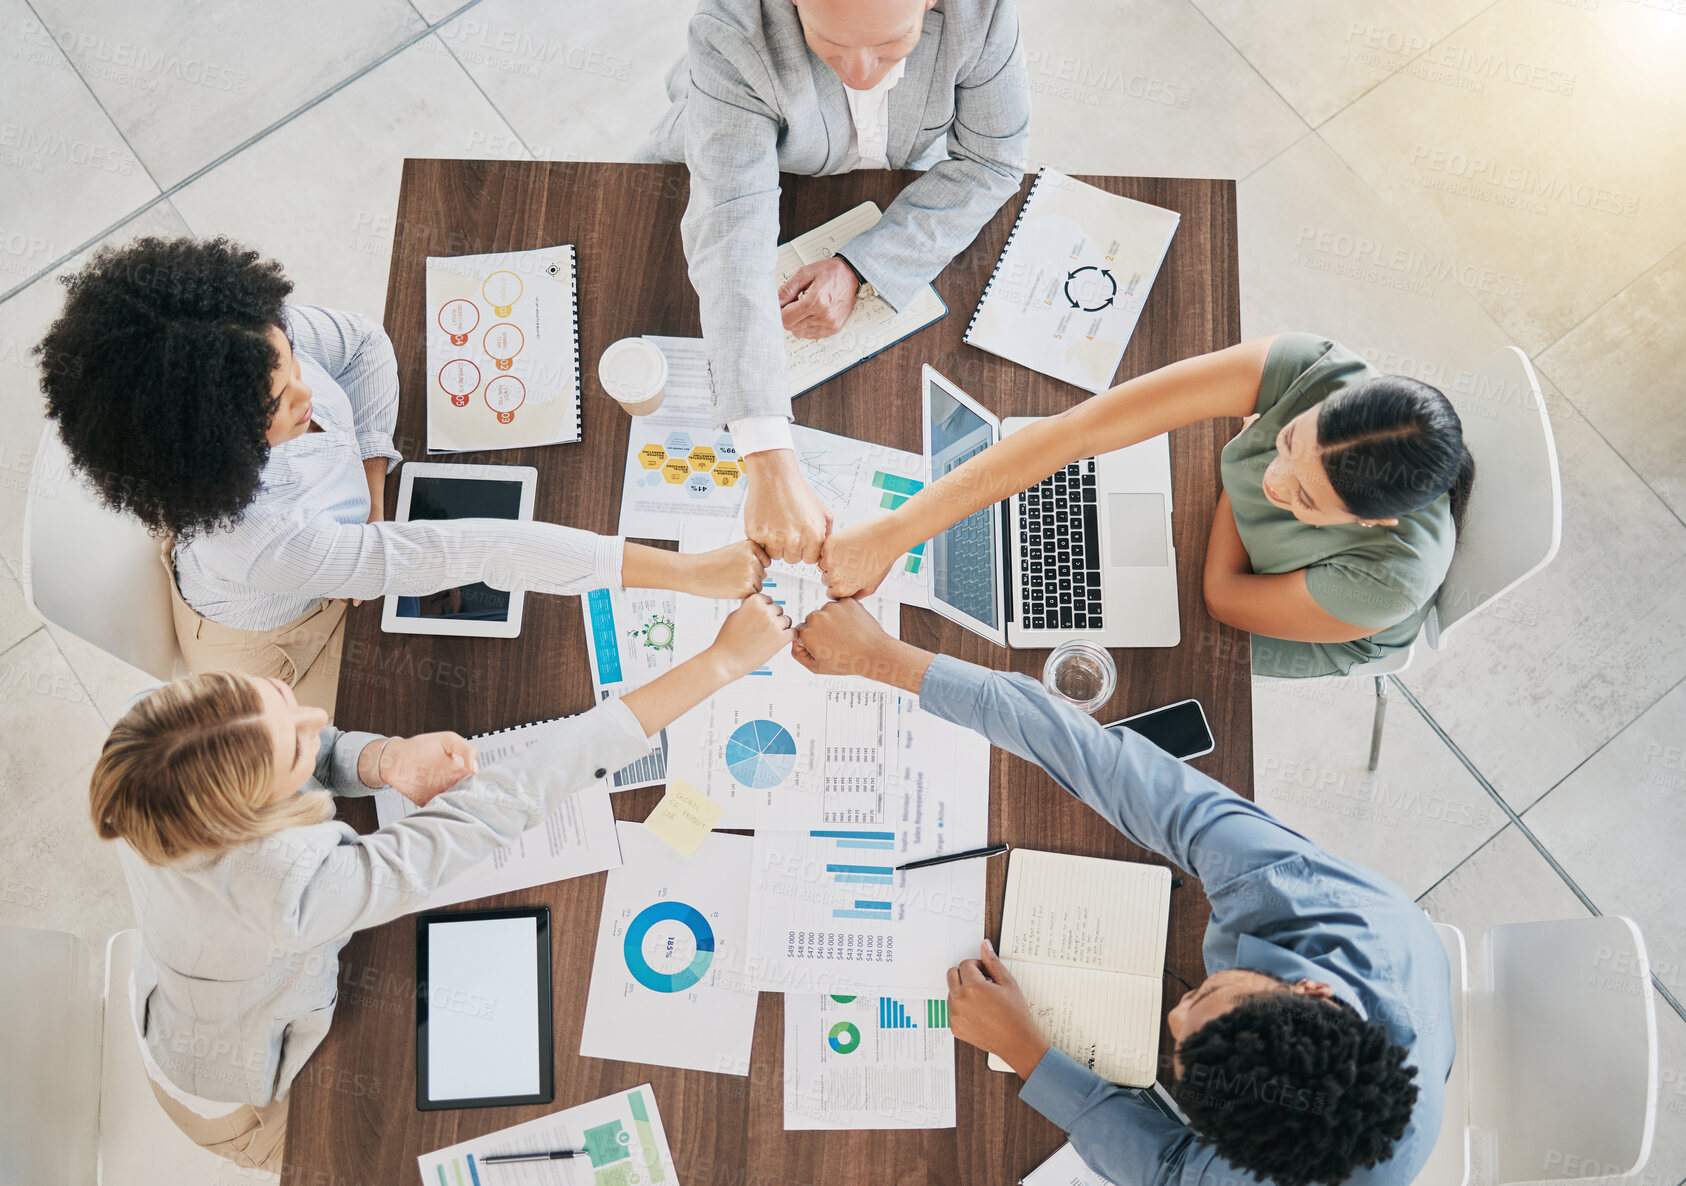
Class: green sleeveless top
1219,334,1455,677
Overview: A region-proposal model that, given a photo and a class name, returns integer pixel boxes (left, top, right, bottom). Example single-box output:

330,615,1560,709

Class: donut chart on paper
482,269,523,317
437,298,479,345
484,374,525,424
622,902,715,993
828,1022,861,1054
483,322,524,371
725,719,796,789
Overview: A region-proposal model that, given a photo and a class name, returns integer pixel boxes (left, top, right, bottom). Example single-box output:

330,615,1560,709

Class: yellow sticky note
644,778,727,858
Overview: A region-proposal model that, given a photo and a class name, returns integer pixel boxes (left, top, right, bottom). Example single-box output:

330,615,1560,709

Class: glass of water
1042,640,1117,713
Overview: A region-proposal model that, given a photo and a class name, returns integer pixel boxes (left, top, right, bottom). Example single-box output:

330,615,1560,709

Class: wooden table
286,160,1247,1186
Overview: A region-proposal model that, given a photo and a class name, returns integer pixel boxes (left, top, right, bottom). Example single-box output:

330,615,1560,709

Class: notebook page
778,202,946,397
987,961,1161,1087
999,849,1172,976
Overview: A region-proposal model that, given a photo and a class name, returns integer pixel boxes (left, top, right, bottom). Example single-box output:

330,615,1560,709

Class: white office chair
0,925,274,1186
20,423,186,682
1414,916,1658,1186
1355,346,1563,768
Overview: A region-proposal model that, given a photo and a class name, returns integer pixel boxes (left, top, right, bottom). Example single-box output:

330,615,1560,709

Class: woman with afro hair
36,237,765,716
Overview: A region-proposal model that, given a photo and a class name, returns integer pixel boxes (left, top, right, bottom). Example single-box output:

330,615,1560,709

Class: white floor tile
0,568,39,654
45,623,155,727
1523,680,1686,1013
1237,131,1516,372
1403,409,1686,811
1193,0,1497,127
1537,239,1686,524
0,201,194,577
1418,824,1589,931
432,0,687,163
1253,674,1505,899
1319,0,1686,355
1019,0,1307,178
168,35,529,320
0,629,113,818
27,0,424,188
0,0,161,298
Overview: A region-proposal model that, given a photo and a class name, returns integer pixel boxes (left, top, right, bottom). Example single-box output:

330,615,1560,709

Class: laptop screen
927,381,1001,631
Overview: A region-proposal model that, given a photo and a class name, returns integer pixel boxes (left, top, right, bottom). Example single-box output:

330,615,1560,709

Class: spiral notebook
965,168,1180,394
780,201,948,397
986,849,1172,1088
425,243,582,453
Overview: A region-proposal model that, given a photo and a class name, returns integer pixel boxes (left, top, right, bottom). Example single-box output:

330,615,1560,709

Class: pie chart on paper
725,719,797,789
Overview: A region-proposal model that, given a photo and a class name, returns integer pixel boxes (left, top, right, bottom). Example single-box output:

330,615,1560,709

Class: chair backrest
1426,347,1562,648
0,926,101,1186
1411,922,1472,1186
20,423,184,682
1470,916,1657,1185
100,930,274,1186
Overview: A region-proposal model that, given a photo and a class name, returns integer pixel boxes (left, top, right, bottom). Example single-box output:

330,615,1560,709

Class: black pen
896,843,1009,872
481,1149,589,1164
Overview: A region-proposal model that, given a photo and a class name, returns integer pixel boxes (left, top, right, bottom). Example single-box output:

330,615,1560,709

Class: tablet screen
927,381,1002,631
417,909,553,1109
394,476,524,624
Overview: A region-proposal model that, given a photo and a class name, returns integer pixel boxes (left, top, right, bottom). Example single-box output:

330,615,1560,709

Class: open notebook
780,201,947,396
987,849,1172,1087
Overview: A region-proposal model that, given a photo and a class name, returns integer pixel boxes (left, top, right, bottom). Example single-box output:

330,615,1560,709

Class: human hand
743,449,833,564
708,593,795,680
778,256,860,339
818,521,900,599
948,940,1050,1080
791,598,894,678
684,539,769,599
378,732,480,806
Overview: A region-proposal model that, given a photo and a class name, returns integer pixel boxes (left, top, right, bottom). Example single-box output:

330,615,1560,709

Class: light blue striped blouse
172,304,621,631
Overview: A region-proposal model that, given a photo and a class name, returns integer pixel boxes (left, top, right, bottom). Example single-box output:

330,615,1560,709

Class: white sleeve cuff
727,415,794,457
595,535,627,590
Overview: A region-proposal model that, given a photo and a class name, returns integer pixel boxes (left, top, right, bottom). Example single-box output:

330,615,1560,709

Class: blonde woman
91,594,792,1171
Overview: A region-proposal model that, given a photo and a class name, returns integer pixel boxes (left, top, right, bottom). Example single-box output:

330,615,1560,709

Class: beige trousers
147,1079,289,1173
161,539,347,720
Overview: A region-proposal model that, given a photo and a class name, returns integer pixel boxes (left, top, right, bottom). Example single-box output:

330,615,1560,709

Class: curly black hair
1172,991,1420,1186
34,235,293,537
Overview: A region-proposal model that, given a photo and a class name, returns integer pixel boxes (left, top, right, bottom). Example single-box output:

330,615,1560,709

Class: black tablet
415,906,553,1110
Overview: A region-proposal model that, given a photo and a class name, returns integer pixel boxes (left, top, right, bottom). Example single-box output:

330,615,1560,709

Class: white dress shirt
726,60,908,458
173,305,624,631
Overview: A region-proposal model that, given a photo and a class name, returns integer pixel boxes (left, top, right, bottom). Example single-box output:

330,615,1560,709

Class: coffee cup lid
599,338,667,400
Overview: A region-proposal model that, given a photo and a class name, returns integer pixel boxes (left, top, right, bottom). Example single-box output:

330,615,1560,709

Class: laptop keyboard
1016,459,1103,632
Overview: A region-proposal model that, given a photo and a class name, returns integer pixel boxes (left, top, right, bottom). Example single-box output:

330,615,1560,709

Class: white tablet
380,462,538,639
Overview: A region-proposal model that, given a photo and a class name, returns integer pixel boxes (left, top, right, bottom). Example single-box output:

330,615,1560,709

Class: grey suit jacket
121,700,650,1106
639,0,1030,426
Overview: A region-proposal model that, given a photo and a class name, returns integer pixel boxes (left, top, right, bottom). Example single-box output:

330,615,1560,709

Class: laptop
921,365,1180,649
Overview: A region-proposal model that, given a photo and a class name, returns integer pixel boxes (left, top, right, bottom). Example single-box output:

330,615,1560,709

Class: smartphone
1104,698,1215,761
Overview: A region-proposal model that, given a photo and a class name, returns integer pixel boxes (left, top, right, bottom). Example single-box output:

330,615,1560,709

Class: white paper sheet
373,720,622,910
582,585,676,789
580,822,759,1076
784,993,956,1129
1022,1142,1120,1186
426,244,581,451
416,1083,677,1186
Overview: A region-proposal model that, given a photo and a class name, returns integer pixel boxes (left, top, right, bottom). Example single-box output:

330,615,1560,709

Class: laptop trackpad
1106,493,1168,567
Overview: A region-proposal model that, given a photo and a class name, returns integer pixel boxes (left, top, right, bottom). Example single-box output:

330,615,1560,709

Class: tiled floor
0,2,1681,1182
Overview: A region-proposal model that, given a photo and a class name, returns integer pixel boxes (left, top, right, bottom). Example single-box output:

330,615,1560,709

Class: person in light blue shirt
793,600,1451,1186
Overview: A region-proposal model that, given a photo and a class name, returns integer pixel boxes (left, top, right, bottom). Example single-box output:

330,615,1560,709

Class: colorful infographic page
426,244,581,452
784,993,957,1129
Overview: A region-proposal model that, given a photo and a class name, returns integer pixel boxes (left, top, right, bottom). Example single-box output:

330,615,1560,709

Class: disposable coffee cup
598,338,668,416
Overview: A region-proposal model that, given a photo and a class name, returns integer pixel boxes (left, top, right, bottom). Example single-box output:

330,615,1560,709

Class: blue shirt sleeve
314,727,385,798
282,304,402,468
915,655,1321,893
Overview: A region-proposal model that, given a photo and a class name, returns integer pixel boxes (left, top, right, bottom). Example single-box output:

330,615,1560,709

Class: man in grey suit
640,0,1030,562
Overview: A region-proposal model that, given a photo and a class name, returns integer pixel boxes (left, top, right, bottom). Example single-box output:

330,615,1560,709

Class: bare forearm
621,543,685,591
620,651,736,736
363,458,387,522
881,339,1274,555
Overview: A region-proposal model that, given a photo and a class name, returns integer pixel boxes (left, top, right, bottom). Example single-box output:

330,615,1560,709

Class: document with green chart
987,849,1172,1087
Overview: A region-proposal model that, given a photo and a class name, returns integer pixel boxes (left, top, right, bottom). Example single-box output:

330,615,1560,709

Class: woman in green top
819,334,1473,678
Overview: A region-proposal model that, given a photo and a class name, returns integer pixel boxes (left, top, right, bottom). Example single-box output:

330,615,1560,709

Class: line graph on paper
798,450,865,506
